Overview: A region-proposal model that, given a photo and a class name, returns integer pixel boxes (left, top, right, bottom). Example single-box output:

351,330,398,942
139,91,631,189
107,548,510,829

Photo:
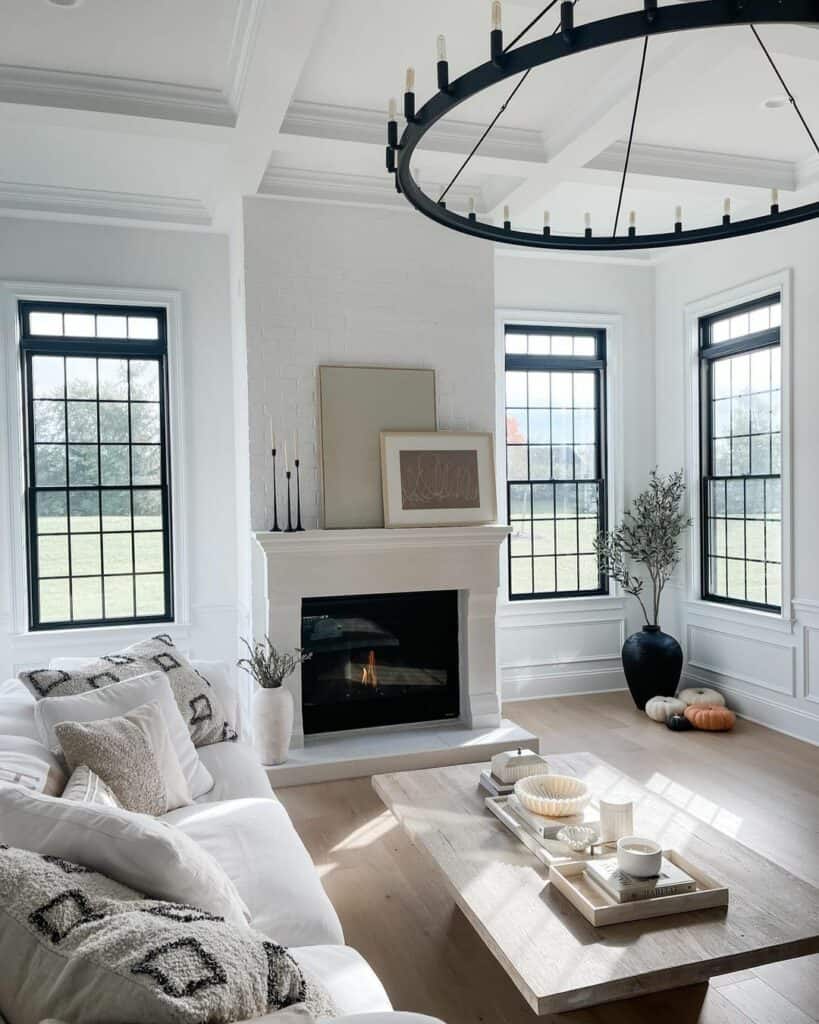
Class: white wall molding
588,141,797,191
0,0,263,126
684,667,819,746
686,622,796,697
280,99,546,164
0,181,211,226
502,660,627,701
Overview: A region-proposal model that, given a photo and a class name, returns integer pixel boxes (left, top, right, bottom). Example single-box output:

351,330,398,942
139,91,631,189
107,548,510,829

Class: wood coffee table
372,753,819,1015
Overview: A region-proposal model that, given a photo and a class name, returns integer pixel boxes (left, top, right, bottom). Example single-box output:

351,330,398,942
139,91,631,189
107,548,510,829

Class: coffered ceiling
1,0,818,243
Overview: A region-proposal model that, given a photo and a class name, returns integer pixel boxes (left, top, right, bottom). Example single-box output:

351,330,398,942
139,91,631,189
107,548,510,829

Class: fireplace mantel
254,525,511,749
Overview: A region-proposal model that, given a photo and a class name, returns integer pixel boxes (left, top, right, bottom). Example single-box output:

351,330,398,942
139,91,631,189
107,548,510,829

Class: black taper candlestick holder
294,459,305,531
270,448,282,532
285,471,294,532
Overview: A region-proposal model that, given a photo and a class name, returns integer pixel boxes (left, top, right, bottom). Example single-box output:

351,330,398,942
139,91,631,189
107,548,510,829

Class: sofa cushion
195,740,277,803
290,946,392,1017
163,798,343,948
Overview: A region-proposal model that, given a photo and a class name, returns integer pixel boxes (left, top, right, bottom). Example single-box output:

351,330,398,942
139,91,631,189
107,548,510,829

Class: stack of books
585,857,696,903
478,768,515,797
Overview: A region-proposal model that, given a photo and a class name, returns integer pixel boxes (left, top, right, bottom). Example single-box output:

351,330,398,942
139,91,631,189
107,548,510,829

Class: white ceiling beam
212,0,331,219
486,30,733,222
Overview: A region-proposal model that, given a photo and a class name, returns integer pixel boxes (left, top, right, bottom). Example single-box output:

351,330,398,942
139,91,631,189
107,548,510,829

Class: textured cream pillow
62,765,122,808
55,701,191,815
33,671,214,800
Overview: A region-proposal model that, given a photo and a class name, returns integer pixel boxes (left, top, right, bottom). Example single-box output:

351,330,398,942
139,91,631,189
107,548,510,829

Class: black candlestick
294,459,304,531
270,448,281,532
285,471,294,532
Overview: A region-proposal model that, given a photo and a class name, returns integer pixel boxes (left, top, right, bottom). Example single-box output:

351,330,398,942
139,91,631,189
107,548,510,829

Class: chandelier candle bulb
628,210,636,236
491,1,503,63
723,197,731,224
503,205,511,230
468,196,477,221
675,204,683,232
584,211,592,237
404,67,416,120
543,209,551,236
387,98,398,148
436,34,449,91
771,188,780,213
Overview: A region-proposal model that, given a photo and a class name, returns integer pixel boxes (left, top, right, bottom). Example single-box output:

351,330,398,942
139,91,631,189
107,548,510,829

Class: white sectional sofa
0,662,444,1024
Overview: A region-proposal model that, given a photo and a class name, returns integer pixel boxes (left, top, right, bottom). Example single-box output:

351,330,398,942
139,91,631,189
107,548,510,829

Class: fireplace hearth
301,590,460,735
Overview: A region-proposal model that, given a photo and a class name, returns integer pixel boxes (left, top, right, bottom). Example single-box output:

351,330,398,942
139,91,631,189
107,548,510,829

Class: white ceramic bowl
616,836,662,878
514,774,591,818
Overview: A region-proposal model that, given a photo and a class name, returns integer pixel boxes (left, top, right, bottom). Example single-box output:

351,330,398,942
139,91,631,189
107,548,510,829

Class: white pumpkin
678,687,725,707
645,696,687,723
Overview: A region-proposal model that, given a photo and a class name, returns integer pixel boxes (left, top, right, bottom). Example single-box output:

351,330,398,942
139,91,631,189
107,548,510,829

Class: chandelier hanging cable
385,0,819,251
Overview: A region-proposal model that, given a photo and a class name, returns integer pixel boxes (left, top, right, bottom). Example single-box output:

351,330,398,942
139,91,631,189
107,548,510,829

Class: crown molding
0,181,211,226
259,165,484,211
587,140,796,190
281,100,546,164
0,0,263,126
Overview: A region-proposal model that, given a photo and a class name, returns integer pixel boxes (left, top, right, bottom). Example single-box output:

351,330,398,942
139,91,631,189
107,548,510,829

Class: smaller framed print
380,431,497,528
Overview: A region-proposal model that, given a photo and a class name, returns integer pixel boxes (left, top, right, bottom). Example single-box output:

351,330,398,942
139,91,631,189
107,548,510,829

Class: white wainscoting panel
686,622,797,698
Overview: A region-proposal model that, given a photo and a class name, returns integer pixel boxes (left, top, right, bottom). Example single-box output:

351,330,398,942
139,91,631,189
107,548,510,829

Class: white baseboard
683,669,819,747
501,660,627,702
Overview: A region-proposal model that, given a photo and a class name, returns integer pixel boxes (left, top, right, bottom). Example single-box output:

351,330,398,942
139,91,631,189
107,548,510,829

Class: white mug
599,798,634,843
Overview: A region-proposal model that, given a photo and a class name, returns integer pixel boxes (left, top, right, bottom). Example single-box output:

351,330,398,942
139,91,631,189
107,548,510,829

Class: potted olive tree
594,470,691,709
238,638,312,765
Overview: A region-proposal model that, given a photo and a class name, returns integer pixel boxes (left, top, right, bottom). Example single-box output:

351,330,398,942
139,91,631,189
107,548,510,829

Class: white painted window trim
681,268,793,632
0,280,190,643
494,307,625,617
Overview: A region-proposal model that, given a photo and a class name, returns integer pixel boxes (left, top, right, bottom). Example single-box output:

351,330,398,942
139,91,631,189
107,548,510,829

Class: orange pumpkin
684,703,736,731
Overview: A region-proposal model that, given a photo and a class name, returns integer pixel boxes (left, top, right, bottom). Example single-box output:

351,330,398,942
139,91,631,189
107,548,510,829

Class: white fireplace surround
254,525,511,749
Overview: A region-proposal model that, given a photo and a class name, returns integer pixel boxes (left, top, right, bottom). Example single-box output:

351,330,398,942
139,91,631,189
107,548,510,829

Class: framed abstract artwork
380,431,497,528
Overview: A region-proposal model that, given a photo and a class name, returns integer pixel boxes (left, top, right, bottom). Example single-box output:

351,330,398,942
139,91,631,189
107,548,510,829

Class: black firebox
300,590,460,735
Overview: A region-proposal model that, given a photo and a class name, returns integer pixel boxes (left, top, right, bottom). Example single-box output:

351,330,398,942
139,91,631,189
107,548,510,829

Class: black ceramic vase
621,625,683,710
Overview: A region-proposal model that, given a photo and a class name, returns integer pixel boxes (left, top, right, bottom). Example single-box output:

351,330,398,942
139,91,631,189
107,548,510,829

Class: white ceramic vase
253,685,294,766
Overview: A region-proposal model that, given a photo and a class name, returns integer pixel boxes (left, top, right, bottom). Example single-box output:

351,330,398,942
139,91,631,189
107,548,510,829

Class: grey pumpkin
666,714,693,732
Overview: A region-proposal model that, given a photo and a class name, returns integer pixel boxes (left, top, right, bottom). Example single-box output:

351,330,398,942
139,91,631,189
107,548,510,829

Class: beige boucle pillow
54,701,191,815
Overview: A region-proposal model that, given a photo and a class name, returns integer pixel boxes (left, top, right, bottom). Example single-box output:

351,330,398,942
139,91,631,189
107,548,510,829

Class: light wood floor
277,692,819,1024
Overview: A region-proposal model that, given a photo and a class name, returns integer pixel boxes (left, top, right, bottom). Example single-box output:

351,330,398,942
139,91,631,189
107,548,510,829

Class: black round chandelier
385,0,819,250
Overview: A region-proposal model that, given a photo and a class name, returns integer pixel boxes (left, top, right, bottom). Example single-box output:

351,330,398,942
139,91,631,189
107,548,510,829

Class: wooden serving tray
485,794,610,866
549,850,729,926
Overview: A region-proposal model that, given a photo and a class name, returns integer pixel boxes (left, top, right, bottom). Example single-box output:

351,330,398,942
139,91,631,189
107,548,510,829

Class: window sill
498,594,626,624
683,598,795,636
9,619,189,651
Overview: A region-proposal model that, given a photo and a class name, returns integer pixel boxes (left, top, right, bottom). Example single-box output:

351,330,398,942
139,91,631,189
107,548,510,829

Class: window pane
32,356,65,399
130,360,159,400
101,445,130,486
67,402,98,443
97,316,127,339
506,333,526,354
506,410,527,443
528,334,550,355
506,371,526,406
104,576,134,619
528,372,549,406
35,445,66,486
128,316,159,340
528,409,550,444
30,312,63,336
135,574,165,616
507,446,527,479
98,359,129,399
100,402,130,443
510,559,533,595
573,336,596,356
38,534,68,578
551,335,572,356
103,533,133,575
533,519,555,556
510,521,532,556
509,484,531,519
102,490,132,531
68,445,98,486
534,557,555,592
556,556,578,591
71,534,101,576
34,401,65,442
39,579,70,623
69,490,99,533
72,577,102,620
529,446,551,478
64,313,95,337
66,358,97,400
37,492,67,534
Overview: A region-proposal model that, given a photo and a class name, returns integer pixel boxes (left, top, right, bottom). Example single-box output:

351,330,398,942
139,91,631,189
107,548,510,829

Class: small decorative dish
514,774,591,818
557,824,599,851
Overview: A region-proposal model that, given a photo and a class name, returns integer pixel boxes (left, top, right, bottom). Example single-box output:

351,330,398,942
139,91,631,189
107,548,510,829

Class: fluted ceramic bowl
514,773,591,818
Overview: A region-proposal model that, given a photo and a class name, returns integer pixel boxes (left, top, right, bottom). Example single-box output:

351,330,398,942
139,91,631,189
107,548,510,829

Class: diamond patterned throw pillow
18,635,237,748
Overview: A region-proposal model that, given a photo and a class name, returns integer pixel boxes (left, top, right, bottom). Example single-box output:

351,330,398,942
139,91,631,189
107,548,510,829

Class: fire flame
361,650,378,687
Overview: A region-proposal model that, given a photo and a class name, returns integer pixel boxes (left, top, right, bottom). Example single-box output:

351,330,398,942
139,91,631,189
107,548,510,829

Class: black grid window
20,301,174,630
505,326,607,600
700,294,781,612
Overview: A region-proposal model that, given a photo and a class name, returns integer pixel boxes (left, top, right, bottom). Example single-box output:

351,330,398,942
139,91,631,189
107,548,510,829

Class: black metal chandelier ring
388,0,819,251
